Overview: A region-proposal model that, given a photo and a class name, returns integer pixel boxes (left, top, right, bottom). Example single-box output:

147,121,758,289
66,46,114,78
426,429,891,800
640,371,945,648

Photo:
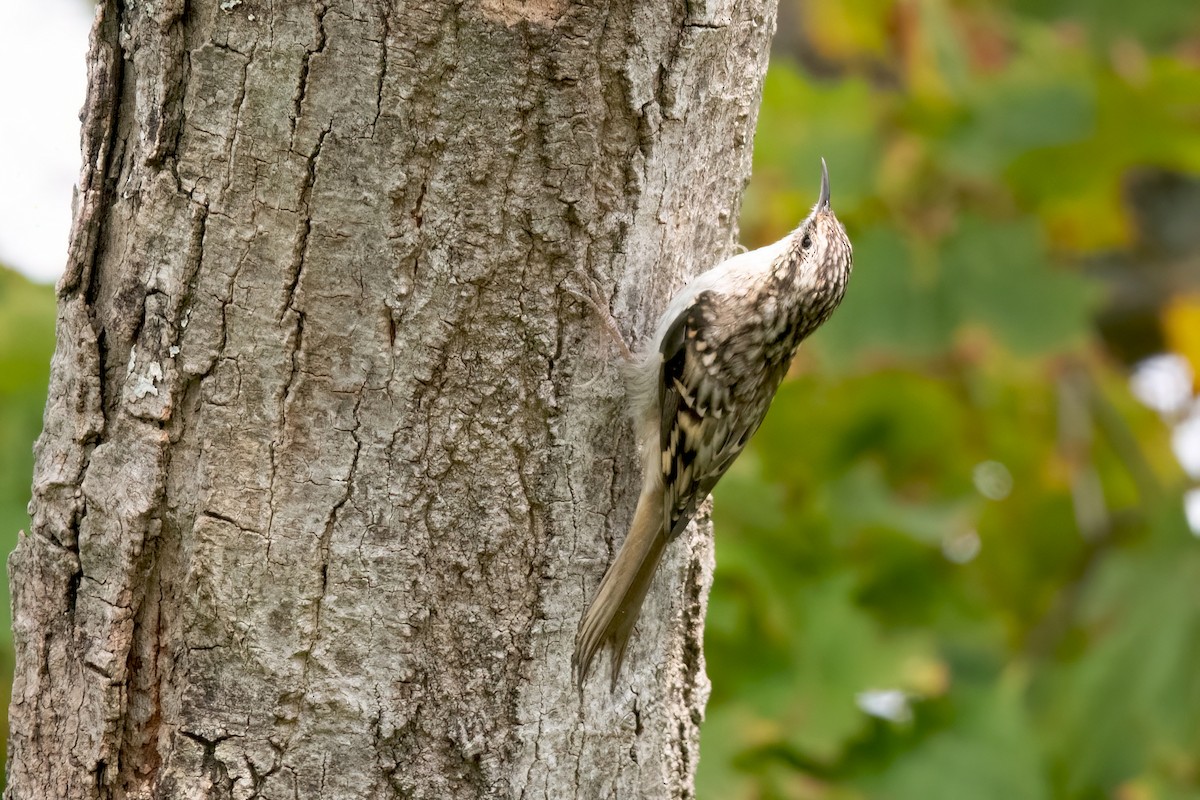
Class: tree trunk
8,0,776,797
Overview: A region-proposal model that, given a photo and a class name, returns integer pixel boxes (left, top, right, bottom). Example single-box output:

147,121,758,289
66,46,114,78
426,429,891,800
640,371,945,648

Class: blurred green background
2,0,1200,795
700,0,1200,798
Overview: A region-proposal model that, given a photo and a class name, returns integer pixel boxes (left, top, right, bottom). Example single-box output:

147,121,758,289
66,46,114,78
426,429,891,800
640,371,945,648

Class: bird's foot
565,273,634,363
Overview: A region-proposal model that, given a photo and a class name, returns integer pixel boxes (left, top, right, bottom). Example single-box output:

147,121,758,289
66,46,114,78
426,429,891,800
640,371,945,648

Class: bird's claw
566,274,634,363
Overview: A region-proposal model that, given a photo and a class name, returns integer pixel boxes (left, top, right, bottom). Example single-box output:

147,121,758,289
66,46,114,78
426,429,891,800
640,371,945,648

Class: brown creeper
574,159,854,689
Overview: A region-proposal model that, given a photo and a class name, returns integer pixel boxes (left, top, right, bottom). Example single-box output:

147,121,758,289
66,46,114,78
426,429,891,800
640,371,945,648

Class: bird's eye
801,234,813,250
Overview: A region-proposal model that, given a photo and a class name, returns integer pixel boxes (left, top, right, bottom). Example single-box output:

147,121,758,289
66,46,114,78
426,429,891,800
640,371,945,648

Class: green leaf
859,673,1051,800
940,217,1098,355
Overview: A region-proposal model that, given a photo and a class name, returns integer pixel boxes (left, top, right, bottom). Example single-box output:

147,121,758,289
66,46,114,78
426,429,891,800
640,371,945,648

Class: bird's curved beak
817,157,831,213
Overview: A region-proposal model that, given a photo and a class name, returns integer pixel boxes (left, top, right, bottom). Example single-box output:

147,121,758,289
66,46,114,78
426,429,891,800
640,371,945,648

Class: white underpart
623,233,796,479
648,235,792,351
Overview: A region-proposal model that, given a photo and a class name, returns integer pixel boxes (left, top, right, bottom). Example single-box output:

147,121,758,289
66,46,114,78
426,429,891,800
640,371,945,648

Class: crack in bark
281,124,329,321
179,729,237,794
165,48,194,188
264,121,329,563
290,2,329,145
220,46,253,197
60,2,124,298
142,0,188,168
371,6,390,132
307,391,364,651
200,509,256,534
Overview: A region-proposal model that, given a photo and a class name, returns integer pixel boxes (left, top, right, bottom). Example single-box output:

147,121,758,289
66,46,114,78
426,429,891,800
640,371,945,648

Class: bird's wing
658,291,754,539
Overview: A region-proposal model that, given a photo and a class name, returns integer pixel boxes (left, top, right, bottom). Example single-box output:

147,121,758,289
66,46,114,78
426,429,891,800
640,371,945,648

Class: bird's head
794,158,853,280
769,158,854,329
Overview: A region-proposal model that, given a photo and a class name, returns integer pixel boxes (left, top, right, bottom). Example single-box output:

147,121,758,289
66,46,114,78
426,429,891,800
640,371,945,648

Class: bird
573,159,854,690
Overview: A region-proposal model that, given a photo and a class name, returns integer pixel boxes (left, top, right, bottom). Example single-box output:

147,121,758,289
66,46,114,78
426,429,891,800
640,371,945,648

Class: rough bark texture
8,0,776,797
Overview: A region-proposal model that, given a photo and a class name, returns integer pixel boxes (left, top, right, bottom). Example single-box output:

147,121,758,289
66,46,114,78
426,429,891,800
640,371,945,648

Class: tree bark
8,0,776,797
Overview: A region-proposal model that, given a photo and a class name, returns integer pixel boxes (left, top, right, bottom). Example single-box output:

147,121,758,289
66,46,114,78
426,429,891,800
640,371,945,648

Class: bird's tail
573,488,669,690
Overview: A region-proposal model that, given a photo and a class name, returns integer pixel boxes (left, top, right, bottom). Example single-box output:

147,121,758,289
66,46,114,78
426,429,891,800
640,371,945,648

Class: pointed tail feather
573,488,669,690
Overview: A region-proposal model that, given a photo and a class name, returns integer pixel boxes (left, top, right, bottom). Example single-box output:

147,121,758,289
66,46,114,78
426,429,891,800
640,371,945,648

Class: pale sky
0,0,93,283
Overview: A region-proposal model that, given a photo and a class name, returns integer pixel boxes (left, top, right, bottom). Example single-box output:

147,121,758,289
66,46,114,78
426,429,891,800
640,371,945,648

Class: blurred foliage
0,264,55,767
0,265,55,607
701,0,1200,798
